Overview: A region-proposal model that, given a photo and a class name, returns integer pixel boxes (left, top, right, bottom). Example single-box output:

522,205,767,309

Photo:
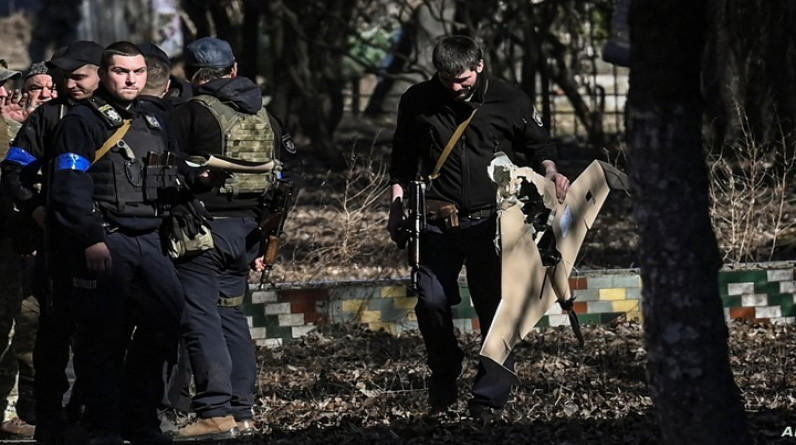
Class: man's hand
549,172,570,203
198,169,230,188
387,196,405,244
542,160,570,203
85,242,112,273
251,255,265,272
0,89,31,123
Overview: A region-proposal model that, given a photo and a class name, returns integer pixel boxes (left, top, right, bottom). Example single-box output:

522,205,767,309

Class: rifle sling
428,107,478,181
92,119,132,166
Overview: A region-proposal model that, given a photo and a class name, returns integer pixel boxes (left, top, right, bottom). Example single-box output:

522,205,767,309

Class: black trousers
32,247,78,435
69,230,184,434
175,217,258,421
415,214,516,409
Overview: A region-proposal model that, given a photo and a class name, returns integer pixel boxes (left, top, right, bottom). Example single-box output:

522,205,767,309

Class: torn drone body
487,152,558,212
481,153,629,385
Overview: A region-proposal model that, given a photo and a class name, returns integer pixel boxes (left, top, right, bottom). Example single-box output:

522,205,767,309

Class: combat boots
0,417,35,439
236,419,256,438
172,415,239,441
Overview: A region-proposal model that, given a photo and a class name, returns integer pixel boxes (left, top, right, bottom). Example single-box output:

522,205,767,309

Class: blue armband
4,147,39,167
55,153,91,172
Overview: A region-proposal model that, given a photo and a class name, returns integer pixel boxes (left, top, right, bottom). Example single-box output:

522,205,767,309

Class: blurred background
0,0,631,154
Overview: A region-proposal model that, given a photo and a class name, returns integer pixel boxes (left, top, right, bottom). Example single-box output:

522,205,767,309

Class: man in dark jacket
49,41,186,444
1,40,103,444
167,37,290,441
387,35,570,417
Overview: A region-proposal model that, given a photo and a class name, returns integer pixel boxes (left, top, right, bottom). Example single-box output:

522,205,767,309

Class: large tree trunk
626,1,752,443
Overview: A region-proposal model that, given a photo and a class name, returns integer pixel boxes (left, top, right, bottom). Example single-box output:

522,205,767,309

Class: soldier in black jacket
387,35,570,417
48,41,186,445
167,37,290,441
1,40,103,444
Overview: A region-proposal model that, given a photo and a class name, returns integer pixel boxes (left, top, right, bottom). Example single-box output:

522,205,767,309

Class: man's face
64,64,100,100
438,60,484,101
25,73,57,107
101,55,147,103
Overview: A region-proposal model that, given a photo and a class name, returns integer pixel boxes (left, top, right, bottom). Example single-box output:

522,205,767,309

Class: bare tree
626,0,752,442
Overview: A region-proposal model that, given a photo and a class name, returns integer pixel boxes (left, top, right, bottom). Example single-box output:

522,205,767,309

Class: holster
426,199,459,230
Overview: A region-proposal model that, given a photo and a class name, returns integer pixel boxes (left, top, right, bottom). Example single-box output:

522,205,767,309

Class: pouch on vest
143,151,181,205
165,198,214,259
143,151,161,202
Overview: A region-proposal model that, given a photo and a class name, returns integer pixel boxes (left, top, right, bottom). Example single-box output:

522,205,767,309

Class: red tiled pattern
569,276,588,290
729,307,755,319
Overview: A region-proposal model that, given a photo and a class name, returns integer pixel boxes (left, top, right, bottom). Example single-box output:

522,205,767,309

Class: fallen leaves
237,320,796,444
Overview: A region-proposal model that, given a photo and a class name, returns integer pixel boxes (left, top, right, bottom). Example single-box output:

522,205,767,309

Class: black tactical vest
90,107,168,217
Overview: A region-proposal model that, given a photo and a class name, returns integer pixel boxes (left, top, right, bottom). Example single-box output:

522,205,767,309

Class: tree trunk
239,0,261,81
626,1,752,443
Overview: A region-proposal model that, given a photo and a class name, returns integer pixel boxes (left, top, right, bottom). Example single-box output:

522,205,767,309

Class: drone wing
480,157,629,384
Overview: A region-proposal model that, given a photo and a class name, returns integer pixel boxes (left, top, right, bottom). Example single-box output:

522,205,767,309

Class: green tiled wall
244,262,795,346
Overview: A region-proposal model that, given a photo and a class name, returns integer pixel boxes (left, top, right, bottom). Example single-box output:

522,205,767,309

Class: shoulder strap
428,107,478,181
92,119,132,165
190,94,238,134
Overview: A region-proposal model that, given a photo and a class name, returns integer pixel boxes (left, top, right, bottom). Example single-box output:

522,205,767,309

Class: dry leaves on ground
240,320,796,444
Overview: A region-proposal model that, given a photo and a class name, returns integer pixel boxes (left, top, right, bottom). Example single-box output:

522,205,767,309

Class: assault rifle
257,179,295,288
397,180,426,290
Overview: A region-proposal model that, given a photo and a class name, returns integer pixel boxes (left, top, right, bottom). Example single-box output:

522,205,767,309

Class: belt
461,207,495,220
218,295,245,307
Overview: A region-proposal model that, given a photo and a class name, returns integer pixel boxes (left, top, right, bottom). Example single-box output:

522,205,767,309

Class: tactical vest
191,94,275,196
90,106,170,217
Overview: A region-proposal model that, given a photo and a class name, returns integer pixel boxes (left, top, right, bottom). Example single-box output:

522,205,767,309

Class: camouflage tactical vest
191,94,276,196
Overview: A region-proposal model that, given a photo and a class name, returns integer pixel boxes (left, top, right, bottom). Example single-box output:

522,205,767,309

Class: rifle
398,180,426,290
257,179,294,288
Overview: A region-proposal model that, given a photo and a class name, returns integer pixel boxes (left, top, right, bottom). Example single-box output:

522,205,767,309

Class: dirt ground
250,114,794,444
244,320,796,444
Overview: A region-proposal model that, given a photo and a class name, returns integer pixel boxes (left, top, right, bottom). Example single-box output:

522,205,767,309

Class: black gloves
170,199,211,239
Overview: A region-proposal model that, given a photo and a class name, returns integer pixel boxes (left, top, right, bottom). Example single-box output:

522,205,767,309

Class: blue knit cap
185,37,235,68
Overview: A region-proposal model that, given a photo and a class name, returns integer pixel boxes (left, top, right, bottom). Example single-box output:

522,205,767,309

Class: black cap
139,42,170,66
48,40,103,71
185,37,235,69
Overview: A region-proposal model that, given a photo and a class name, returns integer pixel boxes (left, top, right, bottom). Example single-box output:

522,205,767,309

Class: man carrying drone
387,34,570,418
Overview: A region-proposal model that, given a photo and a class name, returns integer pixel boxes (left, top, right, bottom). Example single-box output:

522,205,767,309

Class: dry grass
708,115,796,263
242,320,796,444
273,138,406,284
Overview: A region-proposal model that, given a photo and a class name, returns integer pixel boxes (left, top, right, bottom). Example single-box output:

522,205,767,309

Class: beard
452,88,474,102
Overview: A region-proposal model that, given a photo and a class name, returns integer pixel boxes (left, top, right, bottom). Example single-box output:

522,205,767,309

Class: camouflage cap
0,59,22,83
24,61,49,80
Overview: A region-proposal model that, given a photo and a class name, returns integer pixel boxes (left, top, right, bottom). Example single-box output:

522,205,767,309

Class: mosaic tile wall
244,262,796,347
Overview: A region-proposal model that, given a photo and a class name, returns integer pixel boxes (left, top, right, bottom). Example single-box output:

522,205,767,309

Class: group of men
0,32,571,443
0,36,290,444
